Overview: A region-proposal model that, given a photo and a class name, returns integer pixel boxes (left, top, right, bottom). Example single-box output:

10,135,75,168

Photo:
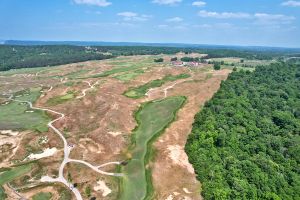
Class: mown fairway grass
46,92,75,106
32,192,52,200
89,64,144,78
0,88,50,132
65,69,91,79
124,74,190,99
86,58,154,79
114,69,145,81
0,186,7,199
0,164,32,185
120,96,186,200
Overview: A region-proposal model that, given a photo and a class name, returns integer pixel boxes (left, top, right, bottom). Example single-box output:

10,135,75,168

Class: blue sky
1,0,300,47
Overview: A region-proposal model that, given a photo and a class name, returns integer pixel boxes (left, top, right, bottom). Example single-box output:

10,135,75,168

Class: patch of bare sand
94,180,112,197
167,145,195,174
0,130,20,136
0,131,27,167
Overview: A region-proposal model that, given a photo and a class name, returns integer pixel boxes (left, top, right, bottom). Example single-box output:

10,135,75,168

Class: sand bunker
94,180,112,197
183,188,192,194
167,145,195,174
26,148,57,160
107,131,122,137
1,130,20,136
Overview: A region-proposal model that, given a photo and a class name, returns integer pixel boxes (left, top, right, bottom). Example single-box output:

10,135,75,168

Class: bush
214,64,221,70
154,58,164,62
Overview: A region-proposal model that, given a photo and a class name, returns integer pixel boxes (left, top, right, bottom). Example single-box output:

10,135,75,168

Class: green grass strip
124,74,190,99
119,96,186,200
0,164,32,185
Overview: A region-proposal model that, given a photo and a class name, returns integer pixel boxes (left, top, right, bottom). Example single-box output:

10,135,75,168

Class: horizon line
1,39,300,49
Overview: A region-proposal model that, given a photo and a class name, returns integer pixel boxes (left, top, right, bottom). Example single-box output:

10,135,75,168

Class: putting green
120,96,186,200
0,88,50,132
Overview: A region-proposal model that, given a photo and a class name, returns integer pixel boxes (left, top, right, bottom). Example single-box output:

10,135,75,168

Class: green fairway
46,92,75,106
14,87,43,102
0,88,50,132
0,164,32,185
114,69,145,81
90,64,144,78
120,96,186,200
86,58,154,79
0,186,7,200
65,69,91,79
124,74,190,98
32,192,52,200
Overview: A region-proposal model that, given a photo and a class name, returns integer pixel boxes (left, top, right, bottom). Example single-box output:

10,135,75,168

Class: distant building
172,61,203,67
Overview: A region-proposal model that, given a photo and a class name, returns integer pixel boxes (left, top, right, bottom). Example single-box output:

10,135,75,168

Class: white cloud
198,10,251,19
152,0,182,5
281,1,300,7
166,17,183,22
118,12,138,18
198,10,295,24
73,0,111,7
254,13,295,25
117,12,152,21
192,1,206,7
157,24,187,30
158,24,169,28
193,23,234,29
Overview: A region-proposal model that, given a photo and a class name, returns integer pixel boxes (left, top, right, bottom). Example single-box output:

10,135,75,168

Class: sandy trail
76,80,99,99
2,94,122,200
146,77,192,100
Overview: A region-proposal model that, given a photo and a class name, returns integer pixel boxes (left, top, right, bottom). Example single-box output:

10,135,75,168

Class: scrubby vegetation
154,58,164,62
171,57,178,61
32,192,52,200
186,63,300,199
213,63,221,70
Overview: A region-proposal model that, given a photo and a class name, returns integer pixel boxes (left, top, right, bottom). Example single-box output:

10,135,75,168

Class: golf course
120,96,186,200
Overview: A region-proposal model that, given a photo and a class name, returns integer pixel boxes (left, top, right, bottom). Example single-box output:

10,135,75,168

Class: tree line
0,45,296,71
185,63,300,200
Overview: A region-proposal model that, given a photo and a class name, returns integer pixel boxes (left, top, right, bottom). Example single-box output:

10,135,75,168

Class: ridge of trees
186,63,300,200
0,45,297,71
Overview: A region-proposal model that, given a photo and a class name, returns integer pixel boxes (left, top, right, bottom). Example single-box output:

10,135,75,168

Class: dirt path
5,94,123,200
76,80,99,99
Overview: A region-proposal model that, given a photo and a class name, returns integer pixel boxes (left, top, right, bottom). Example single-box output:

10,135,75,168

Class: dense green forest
186,63,300,200
0,45,114,71
0,44,295,71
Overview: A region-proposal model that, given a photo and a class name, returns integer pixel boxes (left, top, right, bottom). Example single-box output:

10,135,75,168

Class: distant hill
4,40,300,53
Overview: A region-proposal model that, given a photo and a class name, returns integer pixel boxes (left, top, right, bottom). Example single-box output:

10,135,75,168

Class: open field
0,54,231,199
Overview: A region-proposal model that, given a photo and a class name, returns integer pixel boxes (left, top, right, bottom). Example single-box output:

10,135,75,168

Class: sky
0,0,300,47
